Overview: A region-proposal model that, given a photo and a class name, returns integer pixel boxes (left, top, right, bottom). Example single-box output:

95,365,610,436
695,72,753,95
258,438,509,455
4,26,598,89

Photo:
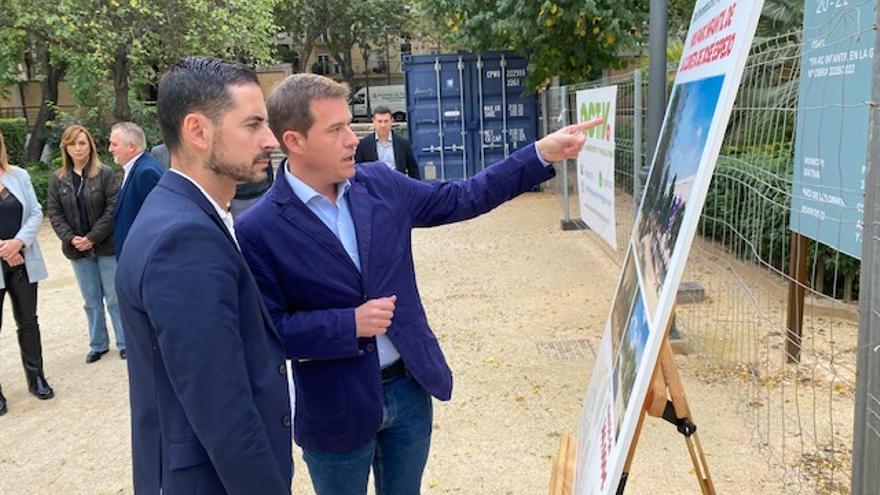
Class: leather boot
18,323,54,400
0,385,7,415
9,266,53,400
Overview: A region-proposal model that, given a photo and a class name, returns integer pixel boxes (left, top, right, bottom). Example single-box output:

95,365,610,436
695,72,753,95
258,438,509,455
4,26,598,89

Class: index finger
566,117,605,134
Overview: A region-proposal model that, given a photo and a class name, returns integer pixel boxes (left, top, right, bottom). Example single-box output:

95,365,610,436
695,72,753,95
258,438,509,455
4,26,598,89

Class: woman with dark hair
0,130,53,415
47,124,125,364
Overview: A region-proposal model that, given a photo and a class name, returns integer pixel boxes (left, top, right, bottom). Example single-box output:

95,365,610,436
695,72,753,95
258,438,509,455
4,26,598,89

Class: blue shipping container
402,51,538,181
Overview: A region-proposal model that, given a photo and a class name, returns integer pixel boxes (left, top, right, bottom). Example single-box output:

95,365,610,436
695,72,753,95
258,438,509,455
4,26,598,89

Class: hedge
0,118,27,165
24,161,53,209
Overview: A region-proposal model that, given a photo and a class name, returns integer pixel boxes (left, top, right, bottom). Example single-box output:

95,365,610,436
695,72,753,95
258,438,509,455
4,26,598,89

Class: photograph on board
610,247,639,360
611,287,650,439
634,74,725,314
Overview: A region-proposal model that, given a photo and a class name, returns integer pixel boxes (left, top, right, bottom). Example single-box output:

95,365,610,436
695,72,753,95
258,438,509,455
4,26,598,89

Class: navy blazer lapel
346,177,372,282
161,172,238,251
392,138,403,170
269,164,361,277
115,154,143,215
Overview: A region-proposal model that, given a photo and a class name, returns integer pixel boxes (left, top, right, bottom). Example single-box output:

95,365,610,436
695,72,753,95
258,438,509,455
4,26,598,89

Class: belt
380,359,406,383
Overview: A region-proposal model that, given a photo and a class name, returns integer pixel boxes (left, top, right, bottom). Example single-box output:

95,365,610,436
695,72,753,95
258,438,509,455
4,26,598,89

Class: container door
472,53,538,175
403,55,470,181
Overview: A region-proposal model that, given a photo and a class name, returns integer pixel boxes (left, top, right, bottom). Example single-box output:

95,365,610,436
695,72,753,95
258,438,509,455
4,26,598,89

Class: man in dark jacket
354,105,421,179
116,57,292,494
236,73,599,495
108,122,164,257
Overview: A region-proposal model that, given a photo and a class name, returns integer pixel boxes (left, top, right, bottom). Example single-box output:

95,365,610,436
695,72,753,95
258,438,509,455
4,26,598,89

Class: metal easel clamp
661,401,697,437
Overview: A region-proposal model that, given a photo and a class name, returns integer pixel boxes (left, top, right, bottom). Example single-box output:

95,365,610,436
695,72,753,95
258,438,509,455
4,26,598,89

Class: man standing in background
108,122,164,257
354,105,421,180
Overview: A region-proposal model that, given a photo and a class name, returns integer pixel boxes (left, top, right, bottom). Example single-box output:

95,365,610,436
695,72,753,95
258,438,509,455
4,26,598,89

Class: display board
576,86,618,249
789,0,875,259
574,1,764,493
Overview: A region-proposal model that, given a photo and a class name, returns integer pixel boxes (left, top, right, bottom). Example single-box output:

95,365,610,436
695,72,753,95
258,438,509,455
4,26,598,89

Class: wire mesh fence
541,29,868,494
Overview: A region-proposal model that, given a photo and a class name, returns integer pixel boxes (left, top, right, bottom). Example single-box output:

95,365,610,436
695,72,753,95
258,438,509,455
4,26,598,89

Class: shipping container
402,51,538,181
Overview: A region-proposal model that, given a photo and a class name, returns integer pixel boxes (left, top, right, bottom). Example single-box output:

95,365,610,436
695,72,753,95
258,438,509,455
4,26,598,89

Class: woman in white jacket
0,130,52,416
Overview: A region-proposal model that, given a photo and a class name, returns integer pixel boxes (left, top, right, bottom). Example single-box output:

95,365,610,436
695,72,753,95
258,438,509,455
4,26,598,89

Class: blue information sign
789,0,876,259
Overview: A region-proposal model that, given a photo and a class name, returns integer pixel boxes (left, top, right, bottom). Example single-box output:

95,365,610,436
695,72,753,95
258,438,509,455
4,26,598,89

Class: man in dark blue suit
116,57,292,494
236,73,601,494
108,122,164,259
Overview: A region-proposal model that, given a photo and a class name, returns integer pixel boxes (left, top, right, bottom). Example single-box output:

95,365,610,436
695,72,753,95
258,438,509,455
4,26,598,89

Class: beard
208,141,271,183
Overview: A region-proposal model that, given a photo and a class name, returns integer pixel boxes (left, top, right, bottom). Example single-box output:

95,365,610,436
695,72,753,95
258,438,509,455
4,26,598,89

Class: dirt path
1,192,786,494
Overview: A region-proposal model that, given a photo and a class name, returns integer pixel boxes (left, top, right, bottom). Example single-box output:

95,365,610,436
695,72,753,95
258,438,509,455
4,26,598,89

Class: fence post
633,68,643,204
646,0,668,168
560,84,571,227
852,11,880,492
540,90,549,139
785,232,809,363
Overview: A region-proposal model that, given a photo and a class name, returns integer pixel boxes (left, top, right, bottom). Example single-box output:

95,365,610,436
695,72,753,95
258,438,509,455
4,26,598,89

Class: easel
549,311,716,495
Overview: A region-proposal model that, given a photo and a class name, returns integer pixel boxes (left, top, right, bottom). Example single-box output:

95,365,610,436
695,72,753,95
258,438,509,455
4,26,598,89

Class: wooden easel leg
549,433,577,495
619,312,717,494
657,338,716,495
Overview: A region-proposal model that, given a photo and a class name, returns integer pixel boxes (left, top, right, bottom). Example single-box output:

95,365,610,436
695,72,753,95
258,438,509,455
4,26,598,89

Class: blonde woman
0,131,53,416
47,125,124,364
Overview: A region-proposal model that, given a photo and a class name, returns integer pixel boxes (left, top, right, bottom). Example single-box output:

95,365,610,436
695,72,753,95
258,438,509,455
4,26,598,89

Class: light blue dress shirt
375,133,396,171
284,165,401,367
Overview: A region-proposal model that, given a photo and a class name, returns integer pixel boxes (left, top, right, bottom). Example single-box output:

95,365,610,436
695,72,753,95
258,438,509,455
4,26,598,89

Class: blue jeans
71,255,125,352
303,372,433,495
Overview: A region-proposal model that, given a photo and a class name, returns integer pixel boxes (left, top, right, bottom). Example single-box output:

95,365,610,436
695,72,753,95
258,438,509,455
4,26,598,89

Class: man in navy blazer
116,57,292,494
236,73,600,494
108,121,164,258
353,105,421,179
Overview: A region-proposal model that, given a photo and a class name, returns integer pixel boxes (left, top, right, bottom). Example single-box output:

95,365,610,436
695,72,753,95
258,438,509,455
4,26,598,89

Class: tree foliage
1,0,279,141
412,0,646,89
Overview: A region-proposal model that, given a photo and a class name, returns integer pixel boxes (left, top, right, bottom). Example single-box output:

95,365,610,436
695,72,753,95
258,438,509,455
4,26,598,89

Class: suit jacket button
366,343,376,352
282,415,291,427
279,363,286,376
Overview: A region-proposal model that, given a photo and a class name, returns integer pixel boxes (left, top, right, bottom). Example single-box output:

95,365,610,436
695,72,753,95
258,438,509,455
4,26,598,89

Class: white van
350,85,407,122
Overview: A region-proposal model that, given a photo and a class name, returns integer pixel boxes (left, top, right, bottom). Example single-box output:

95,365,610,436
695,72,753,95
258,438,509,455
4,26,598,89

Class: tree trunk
385,32,391,85
361,46,371,117
815,257,825,295
25,44,65,163
298,31,321,73
113,43,131,122
843,273,854,302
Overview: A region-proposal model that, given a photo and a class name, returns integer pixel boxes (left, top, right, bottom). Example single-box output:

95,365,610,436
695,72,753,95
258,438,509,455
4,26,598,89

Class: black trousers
0,261,46,388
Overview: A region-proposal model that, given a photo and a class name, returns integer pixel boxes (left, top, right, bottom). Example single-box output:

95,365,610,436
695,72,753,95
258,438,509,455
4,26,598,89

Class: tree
67,0,279,121
412,0,646,89
318,0,408,88
0,0,82,162
275,0,332,72
1,0,280,160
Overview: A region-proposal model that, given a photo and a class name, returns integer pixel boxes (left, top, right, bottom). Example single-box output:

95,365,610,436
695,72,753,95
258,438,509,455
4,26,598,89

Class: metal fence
541,30,871,494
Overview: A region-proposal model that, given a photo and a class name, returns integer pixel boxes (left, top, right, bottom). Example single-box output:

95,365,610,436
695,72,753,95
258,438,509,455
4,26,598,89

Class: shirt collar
123,152,144,174
284,163,351,205
374,132,393,144
168,169,230,220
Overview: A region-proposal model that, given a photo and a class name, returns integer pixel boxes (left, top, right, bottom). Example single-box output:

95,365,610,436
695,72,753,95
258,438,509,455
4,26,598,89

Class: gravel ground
0,192,786,494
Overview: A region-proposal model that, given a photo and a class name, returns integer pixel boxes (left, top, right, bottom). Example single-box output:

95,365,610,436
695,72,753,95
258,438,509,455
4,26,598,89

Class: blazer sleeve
46,174,76,244
238,223,361,361
86,167,119,243
400,138,421,180
13,169,43,248
142,225,289,493
130,162,163,208
400,143,555,228
354,136,370,164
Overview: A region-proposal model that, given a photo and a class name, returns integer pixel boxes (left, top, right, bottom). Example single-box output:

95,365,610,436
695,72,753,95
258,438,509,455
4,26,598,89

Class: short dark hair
372,106,392,117
157,56,259,152
267,73,349,151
